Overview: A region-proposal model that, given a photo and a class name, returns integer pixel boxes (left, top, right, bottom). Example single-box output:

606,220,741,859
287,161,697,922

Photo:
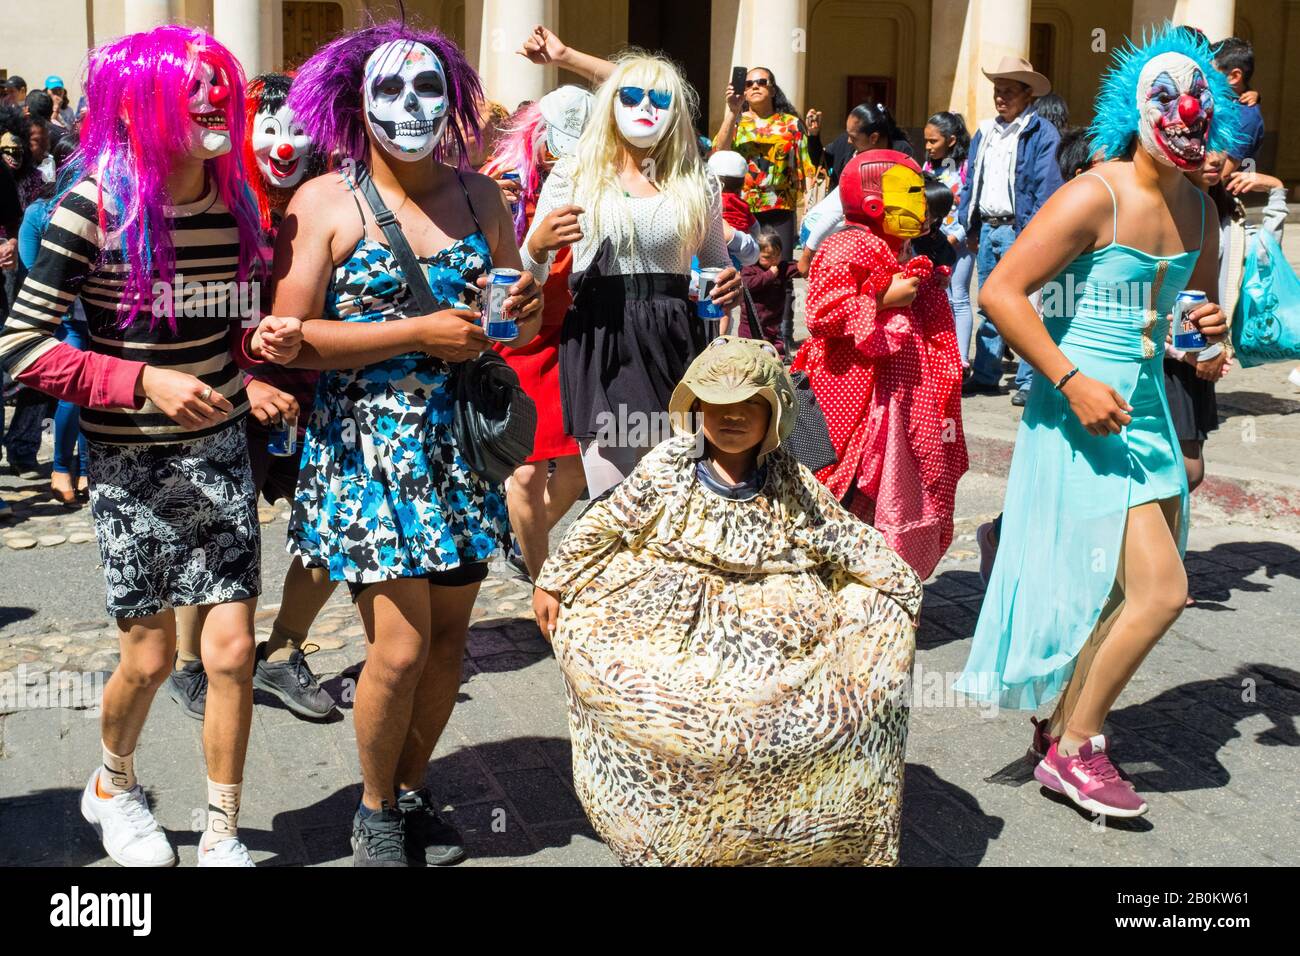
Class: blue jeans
971,222,1034,390
52,318,90,476
947,247,975,367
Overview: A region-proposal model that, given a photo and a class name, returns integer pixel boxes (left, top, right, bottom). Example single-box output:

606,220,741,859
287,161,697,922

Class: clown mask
879,164,926,238
1137,52,1213,169
253,103,313,188
187,58,232,159
363,40,449,162
614,84,672,148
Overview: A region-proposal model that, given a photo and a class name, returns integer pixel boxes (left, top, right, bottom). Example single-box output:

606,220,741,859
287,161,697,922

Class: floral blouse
733,112,816,215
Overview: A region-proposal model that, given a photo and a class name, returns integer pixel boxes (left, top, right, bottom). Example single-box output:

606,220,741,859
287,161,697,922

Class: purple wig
287,19,483,170
56,25,260,330
482,102,546,244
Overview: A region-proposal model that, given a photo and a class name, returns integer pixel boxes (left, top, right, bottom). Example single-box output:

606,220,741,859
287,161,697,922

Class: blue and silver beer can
696,268,725,320
267,416,297,458
500,171,522,216
481,268,520,341
1173,289,1209,352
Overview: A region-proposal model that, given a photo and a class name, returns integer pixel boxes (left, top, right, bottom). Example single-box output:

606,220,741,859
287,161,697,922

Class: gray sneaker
398,787,466,866
252,644,337,719
166,658,207,721
351,806,408,867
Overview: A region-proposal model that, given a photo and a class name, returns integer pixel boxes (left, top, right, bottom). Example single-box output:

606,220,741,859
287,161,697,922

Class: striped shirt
0,178,252,445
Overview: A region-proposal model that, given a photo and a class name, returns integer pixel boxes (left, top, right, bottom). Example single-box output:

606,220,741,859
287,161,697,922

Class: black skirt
559,239,705,442
1163,356,1219,442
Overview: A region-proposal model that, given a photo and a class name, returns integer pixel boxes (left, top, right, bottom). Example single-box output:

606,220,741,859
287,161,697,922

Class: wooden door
283,1,345,71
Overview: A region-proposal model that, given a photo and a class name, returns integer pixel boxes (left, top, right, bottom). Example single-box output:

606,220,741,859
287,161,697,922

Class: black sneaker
166,658,207,720
351,806,408,867
505,541,531,583
1010,388,1029,407
398,787,466,866
961,380,1004,397
252,644,337,719
8,460,41,480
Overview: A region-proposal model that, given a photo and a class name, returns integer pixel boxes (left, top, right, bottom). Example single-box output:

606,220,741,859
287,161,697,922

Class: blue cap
44,75,65,90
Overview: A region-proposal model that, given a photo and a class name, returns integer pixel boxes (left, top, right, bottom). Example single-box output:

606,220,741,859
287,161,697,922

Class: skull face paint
363,40,448,162
614,86,672,148
252,104,313,188
187,56,232,159
1137,52,1213,169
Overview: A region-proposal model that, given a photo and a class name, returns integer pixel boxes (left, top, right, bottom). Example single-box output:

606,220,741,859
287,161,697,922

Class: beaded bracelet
1054,367,1080,390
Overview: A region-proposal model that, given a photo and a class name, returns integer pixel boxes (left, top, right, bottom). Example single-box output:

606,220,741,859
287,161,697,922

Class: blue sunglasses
617,86,672,110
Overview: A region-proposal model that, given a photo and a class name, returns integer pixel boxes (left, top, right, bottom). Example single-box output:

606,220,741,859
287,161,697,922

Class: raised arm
516,26,613,84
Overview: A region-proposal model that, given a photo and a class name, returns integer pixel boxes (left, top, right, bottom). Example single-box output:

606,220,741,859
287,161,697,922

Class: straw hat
668,337,797,460
982,56,1051,97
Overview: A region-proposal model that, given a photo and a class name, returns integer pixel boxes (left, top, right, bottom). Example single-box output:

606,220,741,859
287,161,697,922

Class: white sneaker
80,770,176,867
197,837,256,867
1288,366,1300,390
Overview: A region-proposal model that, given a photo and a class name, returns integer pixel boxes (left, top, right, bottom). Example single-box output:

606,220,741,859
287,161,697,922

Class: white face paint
363,40,449,162
614,85,672,148
187,58,232,159
1136,52,1213,169
253,104,313,188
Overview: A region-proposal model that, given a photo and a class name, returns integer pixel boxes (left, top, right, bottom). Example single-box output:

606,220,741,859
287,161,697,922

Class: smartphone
731,66,747,95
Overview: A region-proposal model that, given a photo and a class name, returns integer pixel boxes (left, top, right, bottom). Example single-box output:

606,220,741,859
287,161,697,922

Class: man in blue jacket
955,56,1063,404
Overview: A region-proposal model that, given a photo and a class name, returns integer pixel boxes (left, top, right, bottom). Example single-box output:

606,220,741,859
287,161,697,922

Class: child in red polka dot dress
794,150,968,579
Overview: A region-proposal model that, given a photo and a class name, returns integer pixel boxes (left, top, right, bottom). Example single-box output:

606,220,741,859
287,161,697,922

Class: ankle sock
202,778,242,850
265,623,307,664
98,744,135,796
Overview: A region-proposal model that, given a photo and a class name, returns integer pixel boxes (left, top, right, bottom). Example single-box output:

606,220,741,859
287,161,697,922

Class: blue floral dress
289,230,510,584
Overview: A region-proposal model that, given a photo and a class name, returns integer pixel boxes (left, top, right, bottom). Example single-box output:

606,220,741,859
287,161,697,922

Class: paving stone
4,536,37,550
38,534,68,547
492,767,586,827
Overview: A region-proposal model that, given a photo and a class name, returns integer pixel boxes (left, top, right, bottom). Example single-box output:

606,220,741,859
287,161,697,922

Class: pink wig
59,25,260,329
482,102,547,244
287,19,483,170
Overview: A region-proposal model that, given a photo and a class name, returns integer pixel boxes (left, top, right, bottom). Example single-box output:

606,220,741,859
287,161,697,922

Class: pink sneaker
1033,735,1148,817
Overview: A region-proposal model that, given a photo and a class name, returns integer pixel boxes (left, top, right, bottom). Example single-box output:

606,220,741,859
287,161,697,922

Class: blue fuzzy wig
1088,22,1246,161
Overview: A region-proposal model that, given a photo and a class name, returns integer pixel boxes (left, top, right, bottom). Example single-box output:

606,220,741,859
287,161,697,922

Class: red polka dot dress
793,225,968,579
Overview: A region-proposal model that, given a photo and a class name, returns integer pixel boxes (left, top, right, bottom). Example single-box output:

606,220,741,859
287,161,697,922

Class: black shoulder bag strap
351,162,441,313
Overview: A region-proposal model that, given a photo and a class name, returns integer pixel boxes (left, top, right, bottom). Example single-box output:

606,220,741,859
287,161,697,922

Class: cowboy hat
982,56,1051,97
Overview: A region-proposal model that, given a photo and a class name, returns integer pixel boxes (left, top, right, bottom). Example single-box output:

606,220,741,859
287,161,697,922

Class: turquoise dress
955,173,1205,709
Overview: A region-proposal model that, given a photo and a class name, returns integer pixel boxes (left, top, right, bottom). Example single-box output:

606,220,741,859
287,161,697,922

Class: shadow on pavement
0,606,36,629
265,735,590,866
901,763,1004,866
1185,541,1300,609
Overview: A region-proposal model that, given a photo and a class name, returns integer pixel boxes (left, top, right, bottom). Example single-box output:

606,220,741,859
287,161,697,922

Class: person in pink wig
0,25,303,867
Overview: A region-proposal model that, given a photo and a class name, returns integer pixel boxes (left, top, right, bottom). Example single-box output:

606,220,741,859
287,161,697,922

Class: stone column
213,0,265,77
123,0,179,34
1179,0,1236,41
477,0,556,109
928,0,977,118
738,0,809,113
972,0,1031,122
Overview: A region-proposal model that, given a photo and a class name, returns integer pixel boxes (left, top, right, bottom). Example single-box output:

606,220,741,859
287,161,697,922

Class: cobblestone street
3,480,1298,866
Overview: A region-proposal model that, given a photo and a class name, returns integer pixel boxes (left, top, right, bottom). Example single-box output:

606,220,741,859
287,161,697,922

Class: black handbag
352,164,536,484
740,284,838,472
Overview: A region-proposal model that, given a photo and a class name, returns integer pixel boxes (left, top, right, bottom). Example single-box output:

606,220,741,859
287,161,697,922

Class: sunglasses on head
744,77,771,89
617,86,672,110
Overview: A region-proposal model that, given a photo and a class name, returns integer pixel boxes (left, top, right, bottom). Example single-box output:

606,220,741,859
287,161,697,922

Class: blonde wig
569,50,712,262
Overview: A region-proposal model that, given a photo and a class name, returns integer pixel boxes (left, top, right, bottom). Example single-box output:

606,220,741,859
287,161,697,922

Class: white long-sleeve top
520,156,730,284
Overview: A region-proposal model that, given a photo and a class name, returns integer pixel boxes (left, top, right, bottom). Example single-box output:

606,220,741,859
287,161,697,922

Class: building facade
3,0,1296,180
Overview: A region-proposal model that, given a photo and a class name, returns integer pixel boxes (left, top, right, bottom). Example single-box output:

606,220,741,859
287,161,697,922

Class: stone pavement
2,482,1298,867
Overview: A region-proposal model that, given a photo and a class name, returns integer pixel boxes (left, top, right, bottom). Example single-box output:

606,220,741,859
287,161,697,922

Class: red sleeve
806,231,911,356
229,321,261,370
15,343,145,409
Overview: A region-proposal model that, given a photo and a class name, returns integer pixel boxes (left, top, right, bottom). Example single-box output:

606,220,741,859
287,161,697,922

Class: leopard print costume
535,434,921,866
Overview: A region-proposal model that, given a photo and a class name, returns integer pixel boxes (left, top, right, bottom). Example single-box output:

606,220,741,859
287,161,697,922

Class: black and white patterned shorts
87,424,262,619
